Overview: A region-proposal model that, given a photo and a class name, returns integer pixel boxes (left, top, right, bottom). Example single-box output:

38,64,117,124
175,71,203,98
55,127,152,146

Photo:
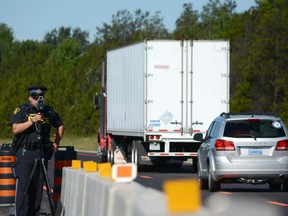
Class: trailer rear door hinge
145,100,153,104
145,73,153,77
221,73,229,77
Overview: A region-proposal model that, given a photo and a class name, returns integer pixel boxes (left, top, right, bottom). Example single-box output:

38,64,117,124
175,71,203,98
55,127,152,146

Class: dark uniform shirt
11,102,63,148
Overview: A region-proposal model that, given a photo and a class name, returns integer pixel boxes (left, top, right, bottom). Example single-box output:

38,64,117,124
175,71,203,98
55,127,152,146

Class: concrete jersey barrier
58,167,217,216
57,167,282,216
58,167,169,216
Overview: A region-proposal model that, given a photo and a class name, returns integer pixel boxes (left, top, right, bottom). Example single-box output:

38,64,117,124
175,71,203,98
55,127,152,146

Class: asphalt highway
1,151,287,216
78,151,288,216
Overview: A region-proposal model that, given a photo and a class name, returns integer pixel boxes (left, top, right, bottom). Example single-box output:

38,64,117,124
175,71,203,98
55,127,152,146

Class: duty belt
23,142,40,150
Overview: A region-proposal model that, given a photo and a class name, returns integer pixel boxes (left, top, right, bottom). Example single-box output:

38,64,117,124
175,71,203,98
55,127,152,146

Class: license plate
149,143,160,150
248,149,263,156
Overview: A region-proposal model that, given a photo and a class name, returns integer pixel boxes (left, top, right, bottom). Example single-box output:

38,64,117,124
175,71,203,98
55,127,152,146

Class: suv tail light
276,140,288,151
215,139,235,151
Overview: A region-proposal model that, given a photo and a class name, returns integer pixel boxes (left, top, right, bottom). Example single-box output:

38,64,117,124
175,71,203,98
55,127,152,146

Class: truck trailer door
145,40,190,134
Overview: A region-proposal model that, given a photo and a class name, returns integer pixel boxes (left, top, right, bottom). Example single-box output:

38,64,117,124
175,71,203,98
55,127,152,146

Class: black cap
28,86,48,96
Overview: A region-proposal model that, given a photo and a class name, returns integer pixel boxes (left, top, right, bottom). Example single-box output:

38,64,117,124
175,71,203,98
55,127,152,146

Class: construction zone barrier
58,167,168,216
53,146,77,207
0,144,16,205
57,166,283,216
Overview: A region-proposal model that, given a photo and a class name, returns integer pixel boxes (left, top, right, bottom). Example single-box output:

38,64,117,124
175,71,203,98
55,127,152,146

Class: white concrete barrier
59,167,169,216
58,167,282,216
58,168,216,216
60,168,96,215
106,180,149,216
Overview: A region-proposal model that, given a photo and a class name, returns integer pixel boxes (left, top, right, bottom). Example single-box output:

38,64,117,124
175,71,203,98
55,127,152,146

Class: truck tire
108,139,117,164
99,150,108,163
171,162,183,168
192,157,198,173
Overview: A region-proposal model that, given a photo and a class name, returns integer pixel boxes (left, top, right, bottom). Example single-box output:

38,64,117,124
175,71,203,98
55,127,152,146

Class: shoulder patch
14,107,20,115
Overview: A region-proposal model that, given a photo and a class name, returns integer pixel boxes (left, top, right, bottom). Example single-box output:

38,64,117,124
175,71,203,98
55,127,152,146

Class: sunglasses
31,94,44,100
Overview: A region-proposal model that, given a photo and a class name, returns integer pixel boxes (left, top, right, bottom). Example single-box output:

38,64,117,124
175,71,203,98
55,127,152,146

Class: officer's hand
52,142,59,152
32,112,43,123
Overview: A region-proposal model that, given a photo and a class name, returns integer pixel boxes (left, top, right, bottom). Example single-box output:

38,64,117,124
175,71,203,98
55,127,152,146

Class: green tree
173,3,202,39
228,10,257,112
94,9,170,49
44,26,89,52
230,0,288,119
2,2,288,138
0,40,53,137
0,23,14,64
200,0,237,39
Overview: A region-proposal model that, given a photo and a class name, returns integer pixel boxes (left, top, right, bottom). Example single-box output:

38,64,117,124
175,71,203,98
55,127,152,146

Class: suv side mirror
193,133,204,142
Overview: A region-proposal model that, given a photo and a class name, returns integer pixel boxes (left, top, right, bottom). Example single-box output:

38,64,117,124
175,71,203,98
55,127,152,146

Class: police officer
11,86,64,216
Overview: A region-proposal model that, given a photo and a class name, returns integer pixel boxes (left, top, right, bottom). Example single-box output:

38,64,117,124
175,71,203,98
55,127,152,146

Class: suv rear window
223,119,286,138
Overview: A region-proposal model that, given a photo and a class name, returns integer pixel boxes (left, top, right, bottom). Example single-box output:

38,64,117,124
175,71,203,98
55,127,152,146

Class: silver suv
197,113,288,192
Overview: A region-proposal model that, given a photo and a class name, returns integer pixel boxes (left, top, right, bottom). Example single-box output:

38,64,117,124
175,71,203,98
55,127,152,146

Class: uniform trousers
14,147,48,216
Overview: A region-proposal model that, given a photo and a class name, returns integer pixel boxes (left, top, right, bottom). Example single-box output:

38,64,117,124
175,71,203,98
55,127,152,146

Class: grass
60,136,98,151
0,135,98,151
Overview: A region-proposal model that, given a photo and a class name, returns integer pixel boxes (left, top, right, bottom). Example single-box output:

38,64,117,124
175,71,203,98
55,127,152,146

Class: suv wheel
208,164,220,192
199,177,208,190
198,162,208,190
283,178,288,192
269,183,281,191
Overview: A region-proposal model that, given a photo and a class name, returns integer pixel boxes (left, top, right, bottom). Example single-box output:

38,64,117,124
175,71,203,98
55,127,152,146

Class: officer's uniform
11,86,63,216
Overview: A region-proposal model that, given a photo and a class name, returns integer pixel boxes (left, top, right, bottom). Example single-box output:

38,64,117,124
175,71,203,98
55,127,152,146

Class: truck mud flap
134,140,155,166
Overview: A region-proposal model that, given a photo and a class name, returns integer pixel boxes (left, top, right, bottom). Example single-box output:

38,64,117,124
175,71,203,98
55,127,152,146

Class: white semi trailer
96,40,230,170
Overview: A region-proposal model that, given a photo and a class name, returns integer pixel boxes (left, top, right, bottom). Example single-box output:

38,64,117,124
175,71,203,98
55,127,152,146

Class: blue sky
0,0,256,42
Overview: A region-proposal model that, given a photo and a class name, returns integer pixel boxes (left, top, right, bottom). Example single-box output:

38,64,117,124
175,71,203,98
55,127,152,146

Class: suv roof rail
220,112,279,118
